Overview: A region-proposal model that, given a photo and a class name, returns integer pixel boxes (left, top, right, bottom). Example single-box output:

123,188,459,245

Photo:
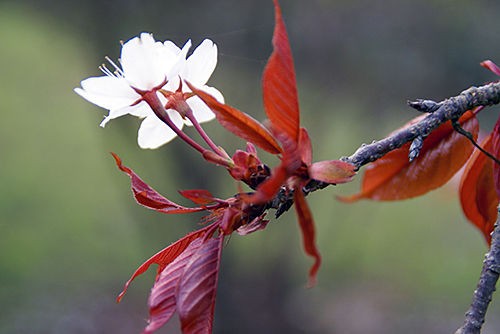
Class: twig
345,81,500,168
299,81,500,196
455,205,500,334
452,119,500,165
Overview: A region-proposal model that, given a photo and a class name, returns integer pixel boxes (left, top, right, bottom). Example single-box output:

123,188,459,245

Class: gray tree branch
299,81,500,198
456,205,500,334
346,81,500,168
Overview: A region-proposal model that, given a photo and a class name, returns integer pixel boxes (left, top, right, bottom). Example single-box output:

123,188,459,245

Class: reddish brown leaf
143,238,205,334
460,135,499,244
179,189,217,205
492,116,500,198
299,128,313,166
112,153,205,214
339,111,479,201
309,160,356,184
117,225,214,303
177,236,224,334
188,83,282,155
262,0,300,143
481,60,500,76
293,188,321,287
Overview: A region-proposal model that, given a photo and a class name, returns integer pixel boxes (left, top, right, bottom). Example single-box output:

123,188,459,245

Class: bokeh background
1,0,500,333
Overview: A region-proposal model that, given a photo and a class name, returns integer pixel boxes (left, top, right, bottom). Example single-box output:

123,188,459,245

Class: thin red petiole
185,110,227,159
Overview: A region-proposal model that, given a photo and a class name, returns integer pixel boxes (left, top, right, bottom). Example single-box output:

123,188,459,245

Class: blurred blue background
1,0,500,333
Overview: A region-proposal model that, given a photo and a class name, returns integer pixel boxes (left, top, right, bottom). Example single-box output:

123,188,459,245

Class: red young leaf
481,60,500,76
187,83,282,155
460,134,499,244
143,238,206,334
262,0,300,143
339,110,479,202
299,128,313,166
177,236,224,334
309,160,356,184
112,153,205,214
142,236,223,334
179,189,217,205
491,116,500,198
117,225,214,303
293,188,321,287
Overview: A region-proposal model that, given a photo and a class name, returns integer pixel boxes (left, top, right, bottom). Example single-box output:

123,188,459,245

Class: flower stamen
99,64,115,77
106,56,124,75
99,56,124,78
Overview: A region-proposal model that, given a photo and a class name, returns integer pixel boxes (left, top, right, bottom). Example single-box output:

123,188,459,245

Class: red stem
185,110,227,158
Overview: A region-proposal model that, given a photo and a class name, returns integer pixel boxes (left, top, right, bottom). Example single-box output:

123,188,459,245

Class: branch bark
456,205,500,334
345,81,500,168
282,81,500,205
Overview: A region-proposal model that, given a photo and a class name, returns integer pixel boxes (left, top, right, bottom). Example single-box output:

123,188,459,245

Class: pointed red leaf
339,111,479,201
142,237,206,334
177,236,224,334
112,153,205,214
460,134,499,244
187,83,282,155
117,225,214,303
481,60,500,76
179,189,217,205
491,116,500,198
293,188,321,287
299,128,313,166
262,0,300,143
309,160,356,184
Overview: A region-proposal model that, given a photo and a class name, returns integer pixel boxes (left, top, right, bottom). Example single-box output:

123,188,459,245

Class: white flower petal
167,107,186,129
99,100,152,127
75,76,139,110
166,39,192,82
185,96,215,125
125,100,152,118
138,115,178,149
199,85,225,103
120,33,171,90
163,40,182,56
183,85,223,126
137,108,185,149
184,39,218,85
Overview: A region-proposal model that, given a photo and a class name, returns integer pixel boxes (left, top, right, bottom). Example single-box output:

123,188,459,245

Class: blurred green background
1,0,500,333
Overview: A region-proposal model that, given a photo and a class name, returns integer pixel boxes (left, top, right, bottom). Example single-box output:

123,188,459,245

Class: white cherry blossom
75,33,223,149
